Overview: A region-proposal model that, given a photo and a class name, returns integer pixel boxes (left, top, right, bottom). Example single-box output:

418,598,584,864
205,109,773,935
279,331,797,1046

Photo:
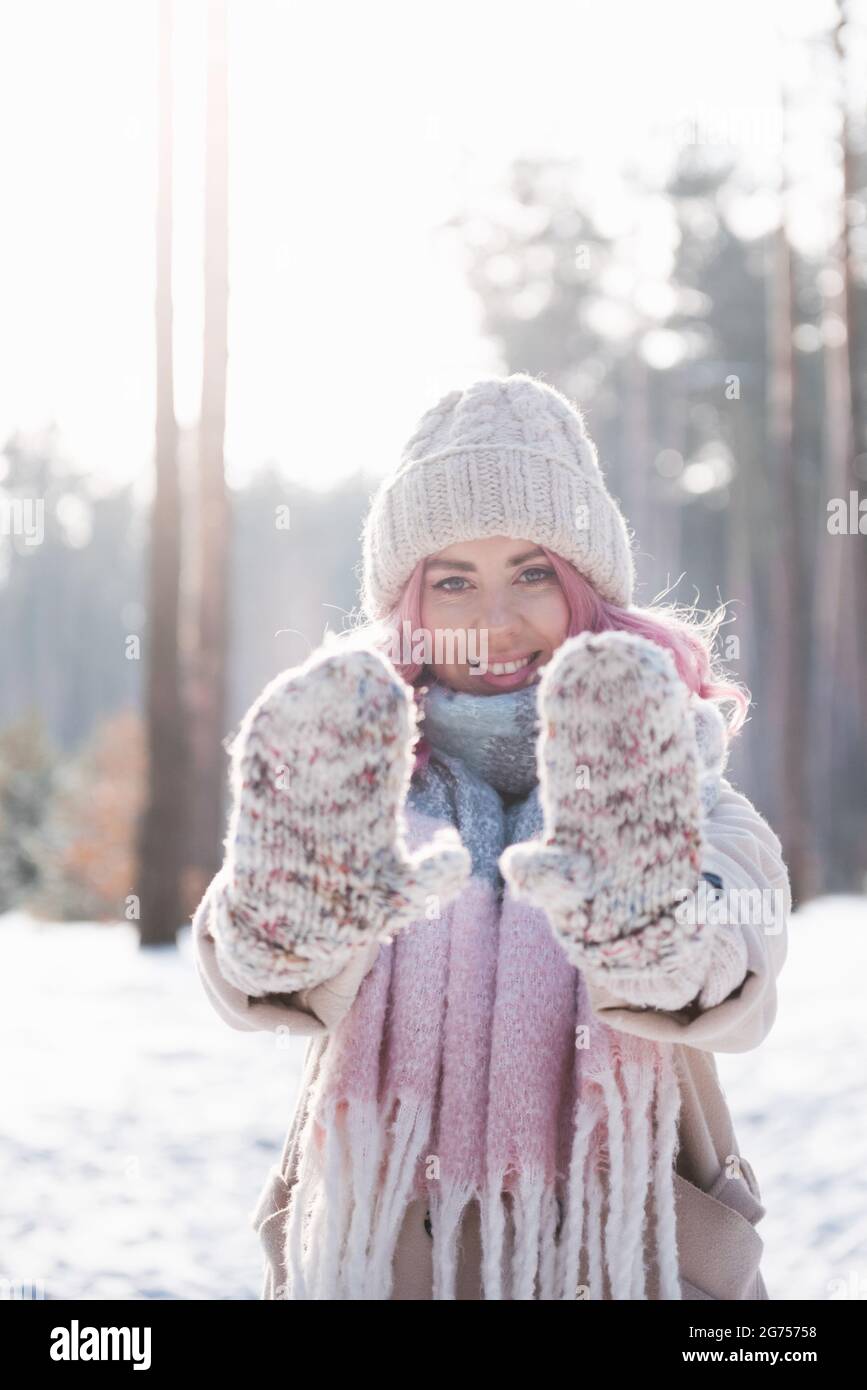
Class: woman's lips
471,650,544,689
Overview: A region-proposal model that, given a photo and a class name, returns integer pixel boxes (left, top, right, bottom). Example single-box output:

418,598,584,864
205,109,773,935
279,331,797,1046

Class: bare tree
185,0,231,907
835,0,867,883
765,195,814,901
136,0,189,946
811,2,863,889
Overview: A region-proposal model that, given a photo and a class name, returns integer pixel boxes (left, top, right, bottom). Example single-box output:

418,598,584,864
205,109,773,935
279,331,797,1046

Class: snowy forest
2,6,866,932
1,0,866,1306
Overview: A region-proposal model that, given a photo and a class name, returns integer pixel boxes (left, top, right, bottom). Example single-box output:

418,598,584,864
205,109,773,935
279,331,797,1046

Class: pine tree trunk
766,219,815,905
185,0,230,909
812,3,861,890
836,0,867,886
136,0,188,946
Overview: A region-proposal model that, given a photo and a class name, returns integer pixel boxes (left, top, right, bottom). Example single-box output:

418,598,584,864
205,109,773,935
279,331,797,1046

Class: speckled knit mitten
210,643,471,996
500,630,719,1012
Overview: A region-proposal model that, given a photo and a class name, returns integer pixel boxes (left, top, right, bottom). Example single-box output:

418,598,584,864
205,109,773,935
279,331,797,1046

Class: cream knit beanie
359,372,636,620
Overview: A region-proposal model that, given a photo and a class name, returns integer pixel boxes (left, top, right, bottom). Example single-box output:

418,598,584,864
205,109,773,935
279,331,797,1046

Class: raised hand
500,630,716,1010
210,644,471,996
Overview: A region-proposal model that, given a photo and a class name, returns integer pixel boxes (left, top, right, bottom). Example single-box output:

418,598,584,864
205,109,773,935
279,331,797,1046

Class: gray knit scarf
418,679,542,799
410,679,546,915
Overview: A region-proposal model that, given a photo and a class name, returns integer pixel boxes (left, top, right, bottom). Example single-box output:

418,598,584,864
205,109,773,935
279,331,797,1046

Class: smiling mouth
469,651,541,675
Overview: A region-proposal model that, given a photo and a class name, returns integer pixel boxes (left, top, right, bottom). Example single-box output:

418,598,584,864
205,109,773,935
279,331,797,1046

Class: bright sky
0,0,845,497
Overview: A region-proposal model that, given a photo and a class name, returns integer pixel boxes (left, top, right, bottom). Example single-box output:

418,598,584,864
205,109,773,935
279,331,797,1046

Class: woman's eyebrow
424,557,477,572
425,547,547,574
507,547,547,566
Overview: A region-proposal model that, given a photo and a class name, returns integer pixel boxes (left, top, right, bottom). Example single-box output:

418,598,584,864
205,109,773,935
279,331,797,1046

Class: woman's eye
518,566,555,583
432,575,470,592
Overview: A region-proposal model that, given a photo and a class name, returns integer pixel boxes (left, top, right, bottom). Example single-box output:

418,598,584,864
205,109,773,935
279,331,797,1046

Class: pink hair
346,546,750,773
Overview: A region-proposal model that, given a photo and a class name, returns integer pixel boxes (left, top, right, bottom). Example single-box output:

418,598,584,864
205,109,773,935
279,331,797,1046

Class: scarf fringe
624,1058,656,1298
538,1185,560,1299
279,1038,682,1300
510,1168,546,1299
555,1089,600,1299
427,1178,477,1300
651,1042,683,1299
280,1090,435,1300
366,1094,434,1299
480,1181,508,1299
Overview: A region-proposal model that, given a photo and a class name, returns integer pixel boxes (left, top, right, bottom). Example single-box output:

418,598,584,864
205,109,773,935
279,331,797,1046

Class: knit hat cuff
361,445,635,620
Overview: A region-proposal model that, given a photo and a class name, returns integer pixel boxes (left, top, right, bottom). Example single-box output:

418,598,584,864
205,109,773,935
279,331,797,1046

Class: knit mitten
210,643,471,996
500,630,718,1012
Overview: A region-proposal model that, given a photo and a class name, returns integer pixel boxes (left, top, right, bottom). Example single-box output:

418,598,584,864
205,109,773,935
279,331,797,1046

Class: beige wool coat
192,777,790,1301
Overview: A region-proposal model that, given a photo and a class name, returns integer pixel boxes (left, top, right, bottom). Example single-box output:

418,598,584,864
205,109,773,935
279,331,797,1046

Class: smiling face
418,535,571,694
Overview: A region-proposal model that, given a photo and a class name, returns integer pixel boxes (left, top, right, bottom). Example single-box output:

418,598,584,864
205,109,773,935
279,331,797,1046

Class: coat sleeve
190,870,379,1036
584,778,790,1054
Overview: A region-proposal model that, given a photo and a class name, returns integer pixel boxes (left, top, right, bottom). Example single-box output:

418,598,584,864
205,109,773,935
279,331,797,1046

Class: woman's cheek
422,593,468,627
529,589,570,646
419,595,442,631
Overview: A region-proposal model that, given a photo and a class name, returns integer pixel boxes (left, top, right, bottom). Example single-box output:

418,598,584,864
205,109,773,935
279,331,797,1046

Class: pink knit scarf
280,683,684,1299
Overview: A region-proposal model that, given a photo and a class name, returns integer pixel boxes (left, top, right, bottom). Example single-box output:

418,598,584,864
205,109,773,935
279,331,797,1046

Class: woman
192,372,790,1300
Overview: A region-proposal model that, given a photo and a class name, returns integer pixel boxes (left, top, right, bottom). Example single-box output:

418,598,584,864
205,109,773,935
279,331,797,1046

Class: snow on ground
1,895,865,1300
715,894,867,1301
0,913,304,1300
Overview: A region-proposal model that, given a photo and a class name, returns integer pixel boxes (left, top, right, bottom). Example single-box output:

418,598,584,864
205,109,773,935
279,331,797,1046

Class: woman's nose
476,594,521,638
